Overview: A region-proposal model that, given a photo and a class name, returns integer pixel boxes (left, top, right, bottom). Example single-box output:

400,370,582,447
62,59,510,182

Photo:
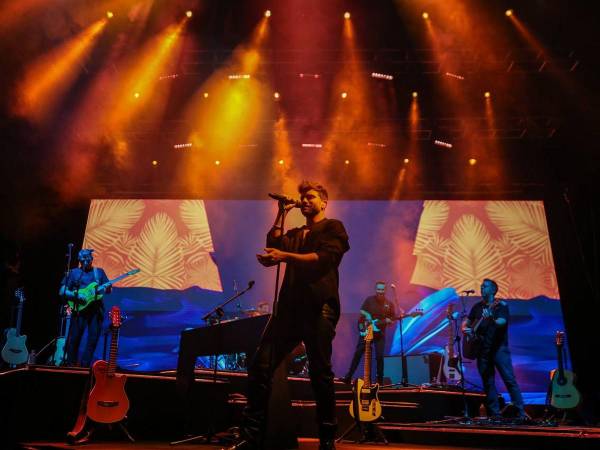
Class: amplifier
383,354,440,385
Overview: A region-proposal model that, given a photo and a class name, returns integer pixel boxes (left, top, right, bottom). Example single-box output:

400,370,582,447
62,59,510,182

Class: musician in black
340,281,396,386
59,249,111,367
232,181,350,450
461,278,526,419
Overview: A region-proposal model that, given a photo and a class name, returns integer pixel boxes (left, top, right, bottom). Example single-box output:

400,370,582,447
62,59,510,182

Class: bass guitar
68,268,140,312
86,305,130,423
462,300,499,360
1,288,29,365
349,324,382,422
550,331,580,409
358,309,424,338
442,303,461,383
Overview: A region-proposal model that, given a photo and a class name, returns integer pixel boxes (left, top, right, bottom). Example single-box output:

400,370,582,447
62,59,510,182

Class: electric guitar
550,331,580,409
67,268,140,312
1,288,29,365
349,324,382,422
50,305,71,366
86,305,129,423
358,309,424,337
462,300,500,360
442,303,461,383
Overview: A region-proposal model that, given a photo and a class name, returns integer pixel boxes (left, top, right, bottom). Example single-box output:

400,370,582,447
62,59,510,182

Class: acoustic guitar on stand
550,331,580,410
1,288,29,365
86,305,129,423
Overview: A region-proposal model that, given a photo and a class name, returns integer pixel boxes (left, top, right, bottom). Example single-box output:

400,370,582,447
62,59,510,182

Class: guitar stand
336,421,388,445
67,418,135,445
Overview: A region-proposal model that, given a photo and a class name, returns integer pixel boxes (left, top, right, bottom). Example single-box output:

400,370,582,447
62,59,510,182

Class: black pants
242,309,338,445
66,306,103,367
345,334,385,383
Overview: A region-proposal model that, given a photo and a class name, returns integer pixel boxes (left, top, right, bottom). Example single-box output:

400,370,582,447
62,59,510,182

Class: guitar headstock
364,324,374,343
410,308,424,317
15,288,25,303
109,305,122,329
555,330,565,347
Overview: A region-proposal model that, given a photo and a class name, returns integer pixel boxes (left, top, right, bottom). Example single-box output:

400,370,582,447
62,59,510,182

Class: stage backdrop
81,199,566,403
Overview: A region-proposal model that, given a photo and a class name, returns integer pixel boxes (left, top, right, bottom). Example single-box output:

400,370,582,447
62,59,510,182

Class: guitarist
461,278,526,420
340,281,399,386
59,249,111,368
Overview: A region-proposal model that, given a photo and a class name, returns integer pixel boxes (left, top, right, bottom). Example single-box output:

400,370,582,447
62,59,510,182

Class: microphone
68,243,74,248
248,280,255,289
268,193,301,207
390,283,396,289
462,289,475,295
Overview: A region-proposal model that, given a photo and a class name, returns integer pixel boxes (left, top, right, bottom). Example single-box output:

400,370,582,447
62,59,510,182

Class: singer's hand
257,248,288,266
278,201,296,214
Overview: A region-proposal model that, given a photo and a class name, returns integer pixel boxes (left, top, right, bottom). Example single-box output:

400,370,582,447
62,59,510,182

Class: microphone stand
455,291,472,423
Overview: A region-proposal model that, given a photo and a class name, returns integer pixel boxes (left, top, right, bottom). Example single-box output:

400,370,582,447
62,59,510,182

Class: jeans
242,309,338,446
345,334,385,383
66,306,103,367
477,345,525,416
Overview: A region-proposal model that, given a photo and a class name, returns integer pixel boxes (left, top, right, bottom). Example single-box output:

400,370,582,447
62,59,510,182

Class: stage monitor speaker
383,354,435,385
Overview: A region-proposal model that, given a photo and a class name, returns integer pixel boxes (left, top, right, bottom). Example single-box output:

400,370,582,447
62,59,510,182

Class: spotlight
151,160,158,166
228,74,251,80
302,143,323,148
344,12,351,20
344,160,350,165
134,92,140,99
273,92,280,99
173,143,192,149
341,92,348,99
422,12,429,20
445,72,465,80
367,142,387,148
403,158,410,164
186,10,193,18
505,9,513,17
215,160,221,166
203,92,209,98
412,91,418,98
371,72,394,80
434,140,453,148
484,91,491,98
468,158,477,166
278,159,284,165
265,10,272,18
106,11,114,19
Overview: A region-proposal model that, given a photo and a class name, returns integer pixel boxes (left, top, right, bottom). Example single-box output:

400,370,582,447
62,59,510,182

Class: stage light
215,160,221,166
173,143,192,149
403,158,410,164
302,143,323,148
298,73,321,79
344,12,351,20
106,11,114,19
341,92,348,99
468,158,477,166
367,142,387,148
228,74,251,80
371,72,394,80
186,11,193,18
151,160,158,166
265,10,272,18
422,12,429,20
203,92,209,98
505,9,513,17
159,73,179,80
445,72,465,80
412,91,418,98
133,92,140,99
484,91,491,98
273,92,280,99
278,159,284,165
434,140,453,148
344,160,350,165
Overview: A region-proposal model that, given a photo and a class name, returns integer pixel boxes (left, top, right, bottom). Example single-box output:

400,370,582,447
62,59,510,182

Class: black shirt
360,295,396,334
468,300,509,352
267,218,350,319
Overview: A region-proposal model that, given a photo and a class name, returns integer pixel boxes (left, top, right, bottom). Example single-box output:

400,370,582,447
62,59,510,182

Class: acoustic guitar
1,288,29,365
50,305,71,366
462,300,499,360
67,268,140,312
349,324,382,422
550,331,580,409
86,305,130,423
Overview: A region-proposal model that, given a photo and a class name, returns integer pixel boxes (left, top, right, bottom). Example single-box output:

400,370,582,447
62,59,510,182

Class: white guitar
442,303,461,383
1,288,29,365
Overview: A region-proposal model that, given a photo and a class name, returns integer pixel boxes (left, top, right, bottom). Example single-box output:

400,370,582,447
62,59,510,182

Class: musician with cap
58,249,111,367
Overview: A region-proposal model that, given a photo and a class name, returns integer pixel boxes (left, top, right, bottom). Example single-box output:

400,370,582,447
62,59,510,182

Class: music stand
170,282,255,446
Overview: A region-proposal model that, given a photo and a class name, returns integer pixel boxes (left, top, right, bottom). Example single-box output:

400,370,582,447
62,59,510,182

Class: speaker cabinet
383,354,439,385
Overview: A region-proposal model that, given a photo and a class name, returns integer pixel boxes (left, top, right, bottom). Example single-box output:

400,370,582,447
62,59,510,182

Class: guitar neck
364,340,371,387
15,302,24,337
108,327,120,376
99,272,131,291
556,343,565,381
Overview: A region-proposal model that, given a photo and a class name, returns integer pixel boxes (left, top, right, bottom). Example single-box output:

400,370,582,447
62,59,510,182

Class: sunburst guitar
349,324,382,422
86,305,129,423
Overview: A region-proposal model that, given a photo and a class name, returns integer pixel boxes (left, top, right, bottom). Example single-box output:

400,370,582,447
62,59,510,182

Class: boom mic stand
170,281,255,446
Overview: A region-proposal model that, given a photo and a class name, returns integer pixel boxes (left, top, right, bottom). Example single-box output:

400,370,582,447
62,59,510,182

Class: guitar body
52,336,67,366
1,328,29,365
87,360,129,423
358,316,381,338
442,345,460,382
550,370,580,409
462,334,481,360
67,282,103,312
349,378,382,422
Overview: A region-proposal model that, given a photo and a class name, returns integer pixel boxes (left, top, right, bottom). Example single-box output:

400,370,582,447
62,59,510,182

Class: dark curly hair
298,180,328,201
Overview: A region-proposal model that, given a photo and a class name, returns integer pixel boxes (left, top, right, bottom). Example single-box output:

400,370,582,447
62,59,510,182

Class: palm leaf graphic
410,252,444,289
413,201,450,255
442,214,507,295
84,200,145,251
179,200,214,252
184,253,223,292
486,201,553,265
128,212,184,289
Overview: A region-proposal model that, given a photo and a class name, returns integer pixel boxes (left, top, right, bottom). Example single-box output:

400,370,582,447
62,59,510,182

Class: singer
231,181,350,450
